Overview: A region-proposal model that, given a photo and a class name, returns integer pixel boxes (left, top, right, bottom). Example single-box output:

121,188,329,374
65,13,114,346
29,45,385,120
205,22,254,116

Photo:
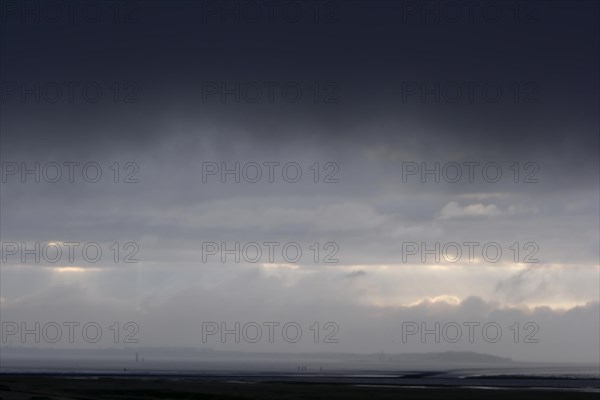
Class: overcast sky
0,1,598,363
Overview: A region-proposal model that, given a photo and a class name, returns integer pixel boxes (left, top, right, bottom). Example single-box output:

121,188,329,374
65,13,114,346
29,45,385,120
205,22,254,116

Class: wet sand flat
1,375,599,400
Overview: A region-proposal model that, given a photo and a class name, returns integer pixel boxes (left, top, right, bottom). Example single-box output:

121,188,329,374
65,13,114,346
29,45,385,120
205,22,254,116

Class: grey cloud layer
1,1,598,363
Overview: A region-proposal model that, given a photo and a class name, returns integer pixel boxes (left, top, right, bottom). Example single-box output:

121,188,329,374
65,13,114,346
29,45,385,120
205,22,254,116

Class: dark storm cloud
2,1,598,159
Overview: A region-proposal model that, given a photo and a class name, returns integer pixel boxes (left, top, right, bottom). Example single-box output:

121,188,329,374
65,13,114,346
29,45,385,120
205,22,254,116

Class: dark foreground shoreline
1,374,599,400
